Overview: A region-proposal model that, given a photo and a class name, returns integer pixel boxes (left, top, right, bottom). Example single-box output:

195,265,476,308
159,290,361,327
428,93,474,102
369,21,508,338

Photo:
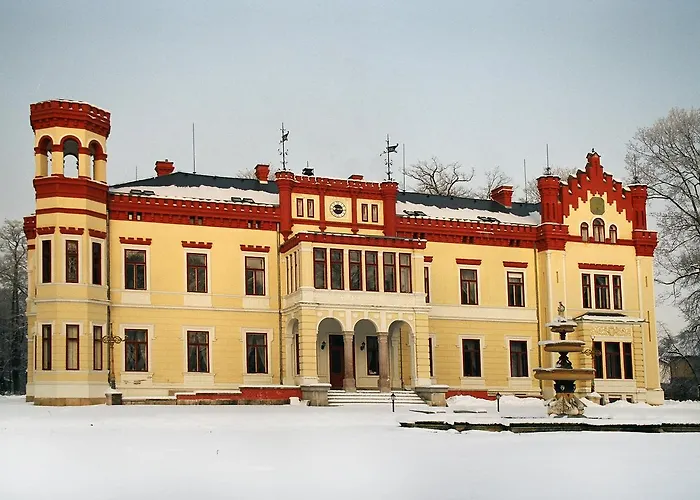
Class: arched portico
317,317,344,389
388,320,415,390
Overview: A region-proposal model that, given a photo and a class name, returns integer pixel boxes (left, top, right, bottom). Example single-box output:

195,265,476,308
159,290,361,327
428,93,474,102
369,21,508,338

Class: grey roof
397,191,540,218
111,172,279,194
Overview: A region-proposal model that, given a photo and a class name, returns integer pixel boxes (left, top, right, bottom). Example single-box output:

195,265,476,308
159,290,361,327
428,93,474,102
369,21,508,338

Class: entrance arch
353,319,379,389
317,318,344,388
388,320,415,389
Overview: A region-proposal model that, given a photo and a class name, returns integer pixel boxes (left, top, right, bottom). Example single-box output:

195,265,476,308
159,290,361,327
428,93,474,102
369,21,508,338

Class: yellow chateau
23,100,664,406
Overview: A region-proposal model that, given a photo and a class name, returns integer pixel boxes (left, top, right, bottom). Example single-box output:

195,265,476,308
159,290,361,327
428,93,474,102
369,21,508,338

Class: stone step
327,389,428,406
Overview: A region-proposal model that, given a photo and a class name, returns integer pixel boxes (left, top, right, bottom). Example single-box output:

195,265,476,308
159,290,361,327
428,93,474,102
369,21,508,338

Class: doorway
328,334,344,389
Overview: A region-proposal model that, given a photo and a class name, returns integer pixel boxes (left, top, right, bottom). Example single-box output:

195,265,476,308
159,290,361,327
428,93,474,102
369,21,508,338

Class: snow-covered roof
573,313,645,324
110,184,278,205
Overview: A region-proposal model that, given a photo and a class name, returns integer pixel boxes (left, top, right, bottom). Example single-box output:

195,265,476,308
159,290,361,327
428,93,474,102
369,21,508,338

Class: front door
329,334,344,389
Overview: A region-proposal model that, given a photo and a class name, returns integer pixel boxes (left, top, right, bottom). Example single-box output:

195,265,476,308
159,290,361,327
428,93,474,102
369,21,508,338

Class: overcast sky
1,0,697,327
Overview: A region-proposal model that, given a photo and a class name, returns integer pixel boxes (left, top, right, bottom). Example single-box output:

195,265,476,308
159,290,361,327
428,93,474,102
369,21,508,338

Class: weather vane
382,134,398,181
279,123,289,171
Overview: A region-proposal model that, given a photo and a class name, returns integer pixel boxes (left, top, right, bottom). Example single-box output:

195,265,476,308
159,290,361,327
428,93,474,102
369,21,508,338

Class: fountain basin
533,368,595,381
540,340,585,353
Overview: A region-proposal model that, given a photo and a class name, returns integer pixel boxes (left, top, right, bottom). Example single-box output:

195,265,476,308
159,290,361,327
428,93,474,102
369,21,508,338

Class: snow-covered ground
1,396,699,500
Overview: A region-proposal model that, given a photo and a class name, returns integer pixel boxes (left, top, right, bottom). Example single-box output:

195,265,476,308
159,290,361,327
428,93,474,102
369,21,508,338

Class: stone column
343,331,356,392
378,331,390,392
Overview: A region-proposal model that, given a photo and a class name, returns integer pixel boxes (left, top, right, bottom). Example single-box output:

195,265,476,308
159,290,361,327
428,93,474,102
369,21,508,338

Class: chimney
491,185,513,208
154,159,174,177
348,174,364,180
255,164,270,184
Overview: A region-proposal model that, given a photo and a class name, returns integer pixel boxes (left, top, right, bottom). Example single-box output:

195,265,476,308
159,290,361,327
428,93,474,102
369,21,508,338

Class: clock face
330,201,347,218
590,196,605,215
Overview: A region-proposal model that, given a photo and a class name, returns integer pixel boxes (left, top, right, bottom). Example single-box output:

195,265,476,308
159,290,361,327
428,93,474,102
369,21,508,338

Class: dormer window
581,222,589,242
609,225,618,244
593,218,605,242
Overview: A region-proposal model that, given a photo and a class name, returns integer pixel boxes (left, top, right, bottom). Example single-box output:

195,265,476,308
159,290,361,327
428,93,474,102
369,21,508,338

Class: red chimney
155,159,174,177
491,185,513,208
255,164,270,183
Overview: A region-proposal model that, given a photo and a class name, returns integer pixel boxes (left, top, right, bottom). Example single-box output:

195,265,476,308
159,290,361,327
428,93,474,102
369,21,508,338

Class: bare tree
472,166,513,200
519,166,577,203
658,323,700,400
236,167,277,180
0,219,28,394
625,107,700,373
406,157,475,197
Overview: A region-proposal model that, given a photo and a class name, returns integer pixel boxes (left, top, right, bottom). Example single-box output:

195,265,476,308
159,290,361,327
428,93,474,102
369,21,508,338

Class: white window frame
582,271,624,311
120,323,155,375
458,265,481,306
121,244,151,292
242,252,269,298
504,268,527,308
181,325,216,375
241,327,273,383
505,336,532,381
183,247,211,295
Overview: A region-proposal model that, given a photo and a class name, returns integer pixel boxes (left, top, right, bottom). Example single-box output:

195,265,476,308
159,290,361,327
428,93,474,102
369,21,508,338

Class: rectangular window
330,249,344,290
507,271,525,307
424,267,430,303
605,342,622,379
371,204,379,223
366,251,379,291
41,240,52,283
594,274,610,309
349,250,362,290
245,256,265,296
462,339,482,377
383,253,396,292
285,256,290,295
187,331,209,373
294,334,300,376
612,275,623,310
296,198,304,217
93,325,103,370
623,342,633,379
91,242,102,285
366,336,379,375
460,269,478,305
293,252,298,291
593,341,603,378
186,253,208,293
66,324,79,370
307,199,315,218
41,324,52,370
125,329,148,372
65,240,79,283
399,253,412,293
582,274,592,308
246,333,268,374
361,203,369,222
428,337,434,377
124,249,146,290
509,340,528,377
313,248,327,289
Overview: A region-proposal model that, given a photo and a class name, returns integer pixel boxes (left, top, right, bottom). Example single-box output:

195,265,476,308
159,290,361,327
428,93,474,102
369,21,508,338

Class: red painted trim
23,216,36,240
292,218,382,232
503,261,528,268
182,241,213,249
88,229,107,239
36,207,107,220
536,224,568,251
34,176,108,204
281,232,425,253
240,245,270,253
397,217,538,249
30,100,111,138
632,230,657,257
119,237,152,246
175,387,302,402
578,263,625,272
318,190,327,232
424,256,433,263
350,189,359,234
456,258,482,265
28,244,36,250
59,226,85,235
445,390,495,400
59,135,83,149
36,226,55,235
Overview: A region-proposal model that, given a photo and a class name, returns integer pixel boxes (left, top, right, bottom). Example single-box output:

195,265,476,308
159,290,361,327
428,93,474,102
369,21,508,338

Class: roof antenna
279,123,289,171
382,134,398,181
135,164,138,181
402,143,407,193
544,143,551,175
192,123,196,174
523,158,528,203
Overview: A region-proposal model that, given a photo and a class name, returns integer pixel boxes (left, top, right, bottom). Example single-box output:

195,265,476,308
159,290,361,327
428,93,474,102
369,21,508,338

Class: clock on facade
330,201,347,218
590,196,605,215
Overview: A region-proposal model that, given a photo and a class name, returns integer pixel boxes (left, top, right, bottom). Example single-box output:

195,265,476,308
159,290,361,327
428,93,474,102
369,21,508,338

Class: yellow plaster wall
564,193,633,239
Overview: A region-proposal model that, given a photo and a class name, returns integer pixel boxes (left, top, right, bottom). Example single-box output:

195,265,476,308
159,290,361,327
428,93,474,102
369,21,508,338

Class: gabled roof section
110,172,279,205
397,191,541,226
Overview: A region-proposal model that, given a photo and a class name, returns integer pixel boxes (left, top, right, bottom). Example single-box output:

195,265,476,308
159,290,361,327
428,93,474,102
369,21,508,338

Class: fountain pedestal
534,313,595,416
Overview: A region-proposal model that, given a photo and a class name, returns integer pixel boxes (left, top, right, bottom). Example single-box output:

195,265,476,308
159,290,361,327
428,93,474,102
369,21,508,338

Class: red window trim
59,226,84,235
503,261,528,268
182,241,213,249
307,199,315,218
361,203,369,222
578,263,625,272
456,258,482,266
240,245,270,253
424,256,433,263
119,237,152,246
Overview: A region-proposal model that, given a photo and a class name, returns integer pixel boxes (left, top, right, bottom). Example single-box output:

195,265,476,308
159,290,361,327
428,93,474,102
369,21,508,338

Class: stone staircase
327,389,428,407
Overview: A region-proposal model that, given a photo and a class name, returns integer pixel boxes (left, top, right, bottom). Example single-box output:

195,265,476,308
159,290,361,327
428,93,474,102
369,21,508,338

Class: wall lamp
320,341,326,350
360,342,366,351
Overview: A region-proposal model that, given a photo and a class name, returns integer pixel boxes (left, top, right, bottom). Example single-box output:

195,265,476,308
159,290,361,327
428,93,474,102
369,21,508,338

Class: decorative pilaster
342,331,356,392
378,331,390,392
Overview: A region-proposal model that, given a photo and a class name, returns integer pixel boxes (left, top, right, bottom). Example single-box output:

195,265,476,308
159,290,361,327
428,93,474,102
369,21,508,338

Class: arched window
89,140,104,181
609,225,618,244
593,218,605,242
61,138,80,177
580,222,589,242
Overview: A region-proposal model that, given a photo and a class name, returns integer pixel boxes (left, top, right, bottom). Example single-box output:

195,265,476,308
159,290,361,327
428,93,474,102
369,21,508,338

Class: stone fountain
534,303,595,416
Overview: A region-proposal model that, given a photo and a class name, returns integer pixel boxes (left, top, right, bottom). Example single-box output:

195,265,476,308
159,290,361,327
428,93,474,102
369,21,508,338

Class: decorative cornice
36,207,107,220
36,226,55,235
88,229,107,239
59,226,85,235
119,237,152,246
503,261,528,268
456,258,482,266
424,256,433,263
578,263,625,272
182,241,213,249
34,176,108,203
280,232,425,254
240,245,270,253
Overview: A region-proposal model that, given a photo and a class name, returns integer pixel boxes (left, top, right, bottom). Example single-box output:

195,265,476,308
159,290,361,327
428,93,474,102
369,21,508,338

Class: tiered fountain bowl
534,316,595,416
